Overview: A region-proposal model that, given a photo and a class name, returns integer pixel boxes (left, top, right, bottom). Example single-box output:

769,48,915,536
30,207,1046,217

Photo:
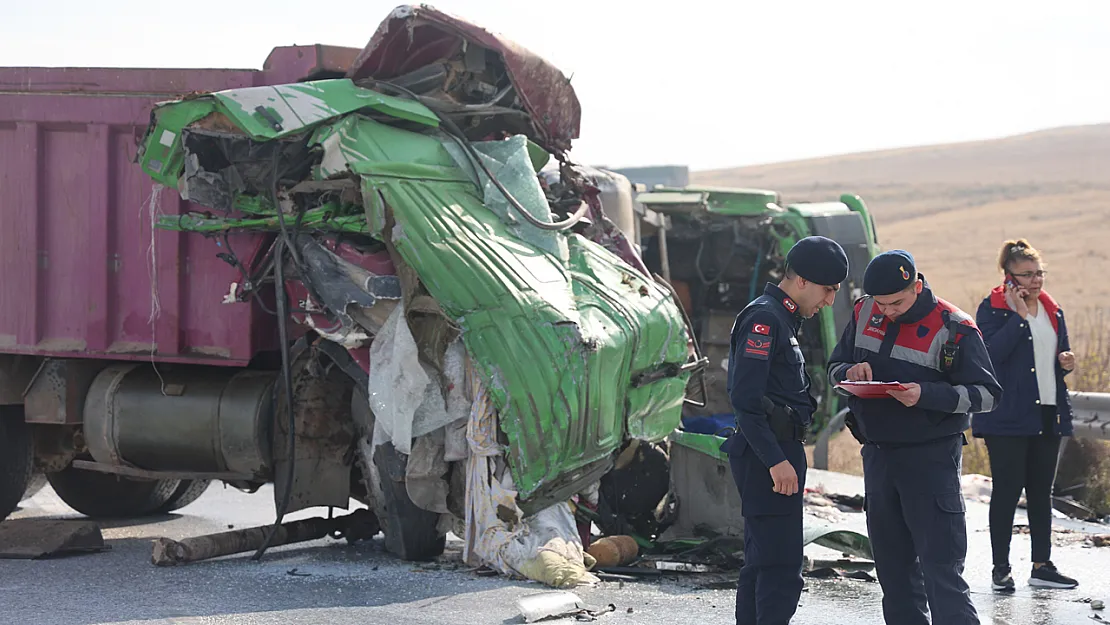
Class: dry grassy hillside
692,124,1110,313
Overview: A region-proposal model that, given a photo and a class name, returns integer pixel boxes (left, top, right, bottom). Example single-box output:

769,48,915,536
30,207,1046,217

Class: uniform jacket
727,283,817,468
972,286,1073,437
827,278,1002,444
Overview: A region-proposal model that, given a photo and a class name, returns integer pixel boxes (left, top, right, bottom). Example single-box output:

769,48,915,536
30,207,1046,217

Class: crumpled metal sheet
337,122,689,502
138,79,438,188
301,112,690,503
136,75,690,510
347,4,581,154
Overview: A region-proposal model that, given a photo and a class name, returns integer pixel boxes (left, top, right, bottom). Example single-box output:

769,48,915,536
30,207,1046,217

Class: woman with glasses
973,239,1078,591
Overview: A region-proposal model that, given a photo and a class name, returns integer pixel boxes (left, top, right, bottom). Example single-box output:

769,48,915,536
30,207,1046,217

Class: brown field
692,123,1110,313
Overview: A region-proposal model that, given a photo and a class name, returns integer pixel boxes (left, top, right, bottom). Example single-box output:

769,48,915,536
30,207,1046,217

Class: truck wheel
154,479,212,513
372,442,447,561
0,407,34,522
46,464,181,518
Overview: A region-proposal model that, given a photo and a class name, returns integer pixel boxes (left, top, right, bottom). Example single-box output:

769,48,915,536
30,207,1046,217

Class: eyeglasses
1012,270,1048,279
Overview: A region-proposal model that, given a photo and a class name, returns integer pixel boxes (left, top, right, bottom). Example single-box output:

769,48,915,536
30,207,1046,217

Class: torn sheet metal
137,38,692,513
802,522,874,561
347,4,581,154
442,134,568,261
346,124,690,504
294,234,401,338
138,79,438,187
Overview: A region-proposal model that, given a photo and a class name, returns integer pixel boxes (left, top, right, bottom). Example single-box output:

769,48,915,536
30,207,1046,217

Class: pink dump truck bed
0,46,360,365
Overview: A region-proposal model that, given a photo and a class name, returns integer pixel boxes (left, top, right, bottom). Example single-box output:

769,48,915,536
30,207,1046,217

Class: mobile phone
1004,274,1017,289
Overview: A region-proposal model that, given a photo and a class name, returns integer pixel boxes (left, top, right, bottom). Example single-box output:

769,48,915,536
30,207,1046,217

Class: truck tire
154,479,212,513
372,442,447,562
46,464,181,518
0,407,34,522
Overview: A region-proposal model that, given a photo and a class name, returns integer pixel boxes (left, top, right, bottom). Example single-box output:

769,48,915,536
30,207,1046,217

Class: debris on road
0,519,109,559
1054,495,1100,521
655,561,712,573
961,474,993,504
586,535,639,568
150,509,378,566
1093,600,1106,610
516,591,586,623
804,487,865,513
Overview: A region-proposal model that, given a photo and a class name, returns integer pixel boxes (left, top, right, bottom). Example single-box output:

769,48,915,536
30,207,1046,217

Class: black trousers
863,435,978,625
983,407,1062,566
729,438,806,625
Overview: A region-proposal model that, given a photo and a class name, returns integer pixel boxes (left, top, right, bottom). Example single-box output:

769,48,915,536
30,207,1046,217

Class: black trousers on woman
983,406,1062,566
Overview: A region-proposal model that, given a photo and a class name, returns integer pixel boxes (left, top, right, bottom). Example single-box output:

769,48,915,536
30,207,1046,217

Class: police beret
786,236,848,286
864,250,917,296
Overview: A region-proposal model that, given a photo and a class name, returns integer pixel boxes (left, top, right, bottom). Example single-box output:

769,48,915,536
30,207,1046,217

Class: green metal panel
138,100,217,187
669,430,729,462
138,79,438,187
330,116,690,502
786,202,851,217
210,79,439,139
839,194,880,258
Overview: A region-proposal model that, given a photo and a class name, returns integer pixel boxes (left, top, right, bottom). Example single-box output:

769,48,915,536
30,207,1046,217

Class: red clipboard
836,381,909,398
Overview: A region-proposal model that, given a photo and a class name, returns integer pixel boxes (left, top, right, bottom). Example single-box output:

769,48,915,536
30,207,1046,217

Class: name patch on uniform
744,334,771,360
752,323,771,335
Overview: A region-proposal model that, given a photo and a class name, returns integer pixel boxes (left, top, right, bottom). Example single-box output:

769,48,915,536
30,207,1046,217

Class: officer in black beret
827,250,1002,625
725,235,848,625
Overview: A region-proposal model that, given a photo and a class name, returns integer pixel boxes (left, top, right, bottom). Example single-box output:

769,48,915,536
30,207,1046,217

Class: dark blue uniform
726,283,816,625
827,279,1001,625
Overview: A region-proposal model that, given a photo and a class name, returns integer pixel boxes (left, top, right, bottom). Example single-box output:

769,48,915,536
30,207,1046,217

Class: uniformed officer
726,235,848,625
827,250,1002,625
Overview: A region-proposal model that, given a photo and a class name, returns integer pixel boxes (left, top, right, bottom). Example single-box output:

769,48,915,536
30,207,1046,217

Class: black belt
866,432,966,450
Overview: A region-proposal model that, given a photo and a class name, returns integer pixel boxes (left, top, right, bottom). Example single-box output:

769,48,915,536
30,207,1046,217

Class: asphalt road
2,469,1107,625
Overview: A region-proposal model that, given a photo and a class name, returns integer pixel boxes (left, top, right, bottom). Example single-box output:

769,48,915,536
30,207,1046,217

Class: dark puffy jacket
827,280,1002,445
972,286,1073,437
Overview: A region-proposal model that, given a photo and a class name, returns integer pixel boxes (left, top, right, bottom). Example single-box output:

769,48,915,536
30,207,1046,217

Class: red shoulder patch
752,323,771,335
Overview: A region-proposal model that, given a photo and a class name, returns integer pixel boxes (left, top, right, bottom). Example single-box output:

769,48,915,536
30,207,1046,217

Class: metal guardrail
1069,392,1110,440
812,392,1110,470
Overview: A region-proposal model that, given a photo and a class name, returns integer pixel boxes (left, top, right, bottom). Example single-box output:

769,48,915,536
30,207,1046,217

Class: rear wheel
46,463,181,518
350,391,445,561
0,407,34,521
372,442,447,561
154,479,212,513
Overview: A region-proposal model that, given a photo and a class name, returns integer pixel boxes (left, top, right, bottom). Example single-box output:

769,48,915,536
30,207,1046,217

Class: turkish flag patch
743,334,772,360
752,323,771,335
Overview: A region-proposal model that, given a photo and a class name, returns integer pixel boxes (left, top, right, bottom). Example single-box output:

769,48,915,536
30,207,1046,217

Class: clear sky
3,0,1107,170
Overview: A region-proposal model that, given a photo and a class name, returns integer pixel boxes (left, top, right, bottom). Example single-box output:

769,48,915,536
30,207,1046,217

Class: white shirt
1027,306,1058,406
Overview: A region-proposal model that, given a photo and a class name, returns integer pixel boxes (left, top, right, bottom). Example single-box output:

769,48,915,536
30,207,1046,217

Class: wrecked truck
633,186,879,433
581,186,880,543
0,4,705,572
